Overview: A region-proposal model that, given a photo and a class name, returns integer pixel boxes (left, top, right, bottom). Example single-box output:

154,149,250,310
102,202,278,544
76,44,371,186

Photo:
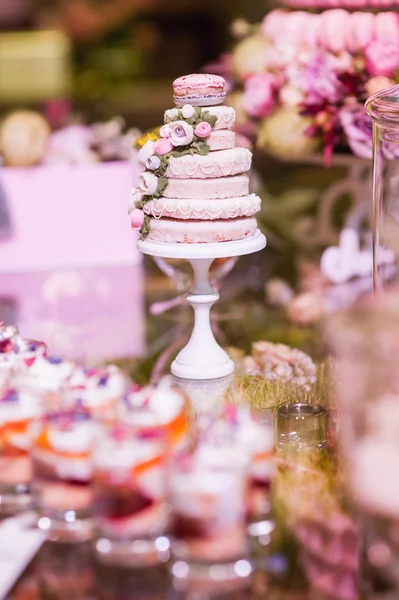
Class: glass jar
365,84,399,291
327,292,399,591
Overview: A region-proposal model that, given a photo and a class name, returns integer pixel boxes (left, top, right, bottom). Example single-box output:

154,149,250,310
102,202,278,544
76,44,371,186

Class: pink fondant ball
130,209,145,228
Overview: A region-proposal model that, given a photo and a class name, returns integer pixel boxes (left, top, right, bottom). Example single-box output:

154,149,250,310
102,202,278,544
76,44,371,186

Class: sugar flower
159,125,171,138
153,138,174,156
146,155,161,170
169,121,194,146
129,188,143,214
137,140,155,166
138,172,158,196
194,122,212,138
181,104,196,119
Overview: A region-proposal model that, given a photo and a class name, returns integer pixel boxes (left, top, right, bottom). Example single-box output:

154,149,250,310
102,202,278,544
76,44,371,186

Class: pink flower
365,39,399,78
243,74,274,119
130,209,145,229
194,122,212,138
153,138,174,156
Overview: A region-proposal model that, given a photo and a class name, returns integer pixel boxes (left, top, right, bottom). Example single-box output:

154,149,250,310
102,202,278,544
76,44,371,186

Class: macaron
173,74,227,107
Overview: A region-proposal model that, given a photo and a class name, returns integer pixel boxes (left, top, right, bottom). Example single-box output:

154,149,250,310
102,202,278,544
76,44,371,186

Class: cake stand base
138,230,266,380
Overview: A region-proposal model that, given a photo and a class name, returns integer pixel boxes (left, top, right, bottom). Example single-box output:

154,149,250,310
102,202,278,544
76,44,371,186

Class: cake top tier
173,73,227,107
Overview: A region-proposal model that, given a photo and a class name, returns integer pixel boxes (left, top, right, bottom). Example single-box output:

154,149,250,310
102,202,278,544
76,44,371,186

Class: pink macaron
347,12,375,53
173,74,226,107
375,12,399,42
322,9,351,53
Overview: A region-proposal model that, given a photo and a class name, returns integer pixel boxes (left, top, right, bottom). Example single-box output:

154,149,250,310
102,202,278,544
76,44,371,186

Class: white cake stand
138,229,266,380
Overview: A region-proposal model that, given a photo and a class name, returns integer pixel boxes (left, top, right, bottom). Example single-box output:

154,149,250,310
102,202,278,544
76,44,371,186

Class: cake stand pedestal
138,229,266,380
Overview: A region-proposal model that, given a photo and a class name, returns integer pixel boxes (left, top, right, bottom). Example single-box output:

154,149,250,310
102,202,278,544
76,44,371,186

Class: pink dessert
173,74,227,107
0,324,47,376
130,74,261,243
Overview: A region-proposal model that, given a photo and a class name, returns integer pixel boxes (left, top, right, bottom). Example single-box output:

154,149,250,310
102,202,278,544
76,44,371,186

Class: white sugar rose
128,188,144,214
137,140,155,166
181,104,195,119
160,124,171,138
164,109,175,121
169,121,194,147
138,172,158,196
146,155,161,170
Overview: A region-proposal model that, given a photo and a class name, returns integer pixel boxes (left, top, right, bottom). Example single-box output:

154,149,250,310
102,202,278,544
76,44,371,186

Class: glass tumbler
168,443,251,585
275,403,327,458
366,83,399,291
327,293,399,591
92,421,169,567
0,386,44,515
30,406,96,541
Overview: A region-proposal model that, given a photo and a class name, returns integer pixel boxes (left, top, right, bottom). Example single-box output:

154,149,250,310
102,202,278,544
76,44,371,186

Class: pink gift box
0,161,140,272
0,265,145,363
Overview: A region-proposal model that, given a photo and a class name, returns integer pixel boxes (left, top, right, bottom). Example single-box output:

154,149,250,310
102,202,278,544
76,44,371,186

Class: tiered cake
129,74,261,244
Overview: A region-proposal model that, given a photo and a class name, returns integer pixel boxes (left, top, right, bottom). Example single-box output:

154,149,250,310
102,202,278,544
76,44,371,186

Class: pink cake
129,74,261,244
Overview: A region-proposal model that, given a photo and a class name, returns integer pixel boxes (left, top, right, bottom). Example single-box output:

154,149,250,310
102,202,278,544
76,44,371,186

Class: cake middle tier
166,148,252,180
143,194,261,220
163,175,250,199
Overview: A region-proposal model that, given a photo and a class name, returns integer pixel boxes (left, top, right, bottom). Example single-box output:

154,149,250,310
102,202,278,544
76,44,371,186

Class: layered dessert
31,408,95,519
121,377,188,450
0,324,47,376
92,424,168,561
0,387,44,513
63,364,128,418
169,445,249,565
129,74,261,243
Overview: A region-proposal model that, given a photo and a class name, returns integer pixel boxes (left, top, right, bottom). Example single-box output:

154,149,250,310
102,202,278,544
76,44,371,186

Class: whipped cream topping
11,355,76,393
47,420,96,454
0,388,43,424
94,437,161,471
122,377,185,426
0,329,46,372
64,364,127,407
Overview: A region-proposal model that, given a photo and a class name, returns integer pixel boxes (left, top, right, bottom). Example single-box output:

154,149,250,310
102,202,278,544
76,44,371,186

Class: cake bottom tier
146,217,257,244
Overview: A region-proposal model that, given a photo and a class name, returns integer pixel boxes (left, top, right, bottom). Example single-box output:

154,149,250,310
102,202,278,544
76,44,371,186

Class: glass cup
0,325,47,377
275,403,327,457
92,421,169,567
242,413,275,541
61,364,128,420
327,293,399,591
168,441,251,585
30,406,95,541
0,386,45,515
119,379,189,452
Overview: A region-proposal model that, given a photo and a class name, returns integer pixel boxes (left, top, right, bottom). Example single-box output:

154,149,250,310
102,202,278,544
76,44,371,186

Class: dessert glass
30,406,95,541
168,442,251,585
92,420,169,567
0,387,44,515
242,413,275,540
0,327,47,377
62,364,129,420
119,379,188,452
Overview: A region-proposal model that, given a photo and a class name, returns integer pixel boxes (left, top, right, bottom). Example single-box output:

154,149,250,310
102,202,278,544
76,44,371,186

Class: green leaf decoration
197,142,210,156
156,154,170,177
157,177,169,196
140,214,151,238
201,110,217,128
